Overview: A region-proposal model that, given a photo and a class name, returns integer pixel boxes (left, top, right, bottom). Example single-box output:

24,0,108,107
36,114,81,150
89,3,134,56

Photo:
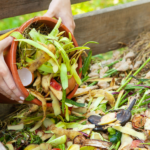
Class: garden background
0,0,136,59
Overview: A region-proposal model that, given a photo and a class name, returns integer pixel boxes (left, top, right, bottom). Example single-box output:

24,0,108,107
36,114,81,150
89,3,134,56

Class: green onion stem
106,58,122,67
106,68,116,73
131,108,146,115
81,76,89,82
120,91,129,101
117,58,150,92
88,81,97,87
103,69,117,78
115,141,121,150
136,90,148,109
139,100,150,107
119,89,145,107
88,97,93,108
62,90,66,113
119,98,128,107
109,144,115,150
114,90,124,109
124,71,132,81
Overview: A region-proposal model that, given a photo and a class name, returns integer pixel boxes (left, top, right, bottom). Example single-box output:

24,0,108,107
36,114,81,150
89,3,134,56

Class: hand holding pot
44,0,75,34
0,37,25,103
0,142,6,150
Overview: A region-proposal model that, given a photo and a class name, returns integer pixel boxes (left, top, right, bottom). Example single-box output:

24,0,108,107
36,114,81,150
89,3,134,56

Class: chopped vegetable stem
62,90,66,113
106,58,122,67
82,76,89,82
114,90,124,109
115,141,121,150
124,71,133,81
103,69,117,78
82,51,92,77
66,99,85,107
140,100,150,106
117,58,150,92
136,90,148,109
88,81,97,87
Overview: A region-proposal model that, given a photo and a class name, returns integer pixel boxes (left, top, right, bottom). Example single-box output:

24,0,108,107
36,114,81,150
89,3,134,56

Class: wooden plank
74,0,150,55
0,0,88,20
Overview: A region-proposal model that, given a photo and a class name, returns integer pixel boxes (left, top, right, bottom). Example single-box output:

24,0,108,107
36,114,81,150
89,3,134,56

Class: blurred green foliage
0,0,136,31
72,0,136,15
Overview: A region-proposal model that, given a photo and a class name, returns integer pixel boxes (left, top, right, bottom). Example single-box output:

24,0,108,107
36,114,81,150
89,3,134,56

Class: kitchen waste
1,21,150,150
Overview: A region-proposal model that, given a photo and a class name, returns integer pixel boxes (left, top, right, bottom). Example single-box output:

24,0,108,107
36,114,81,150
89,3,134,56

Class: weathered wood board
74,0,150,55
0,0,89,20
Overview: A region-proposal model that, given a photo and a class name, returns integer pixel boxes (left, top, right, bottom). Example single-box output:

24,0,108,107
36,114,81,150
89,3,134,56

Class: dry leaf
73,86,98,97
133,61,142,70
99,66,109,78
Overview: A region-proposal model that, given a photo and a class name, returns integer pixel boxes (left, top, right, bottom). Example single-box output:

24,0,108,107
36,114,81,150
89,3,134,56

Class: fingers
61,16,75,34
0,37,13,52
0,77,18,100
0,57,25,103
43,12,54,18
0,143,6,150
44,0,75,34
44,12,75,34
2,63,24,100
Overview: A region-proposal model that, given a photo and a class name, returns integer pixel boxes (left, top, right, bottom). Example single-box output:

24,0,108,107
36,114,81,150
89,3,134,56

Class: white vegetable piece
89,96,104,111
113,124,146,141
30,121,42,132
7,123,24,131
118,122,133,150
32,143,51,150
73,124,95,131
43,118,54,128
90,131,103,140
145,109,150,118
68,144,80,150
50,91,61,116
5,144,14,150
50,86,62,100
145,71,150,79
98,112,117,125
144,118,150,130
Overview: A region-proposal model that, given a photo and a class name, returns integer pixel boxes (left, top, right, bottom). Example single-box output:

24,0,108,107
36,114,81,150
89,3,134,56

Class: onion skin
132,114,146,130
66,75,76,95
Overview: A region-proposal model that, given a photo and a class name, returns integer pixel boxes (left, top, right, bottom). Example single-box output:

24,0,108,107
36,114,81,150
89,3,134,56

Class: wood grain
0,0,88,20
74,0,150,55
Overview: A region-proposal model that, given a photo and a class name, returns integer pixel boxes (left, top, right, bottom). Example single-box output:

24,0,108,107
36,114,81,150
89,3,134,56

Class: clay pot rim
10,16,82,107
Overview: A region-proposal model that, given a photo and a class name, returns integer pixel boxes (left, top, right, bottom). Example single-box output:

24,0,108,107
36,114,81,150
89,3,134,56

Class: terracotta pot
2,17,82,107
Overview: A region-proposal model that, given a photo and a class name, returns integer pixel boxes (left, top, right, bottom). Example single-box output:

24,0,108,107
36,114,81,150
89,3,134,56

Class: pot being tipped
1,17,82,107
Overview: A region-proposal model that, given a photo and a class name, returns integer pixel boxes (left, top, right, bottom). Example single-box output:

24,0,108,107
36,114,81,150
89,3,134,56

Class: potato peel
42,74,52,93
49,124,82,140
29,89,47,121
91,89,115,107
33,72,41,87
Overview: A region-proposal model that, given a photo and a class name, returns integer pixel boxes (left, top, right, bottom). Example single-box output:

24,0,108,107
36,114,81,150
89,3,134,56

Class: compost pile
1,22,150,150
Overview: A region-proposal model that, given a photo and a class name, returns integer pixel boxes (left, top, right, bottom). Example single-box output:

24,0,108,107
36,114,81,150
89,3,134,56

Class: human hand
44,0,75,34
0,37,25,103
0,142,6,150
